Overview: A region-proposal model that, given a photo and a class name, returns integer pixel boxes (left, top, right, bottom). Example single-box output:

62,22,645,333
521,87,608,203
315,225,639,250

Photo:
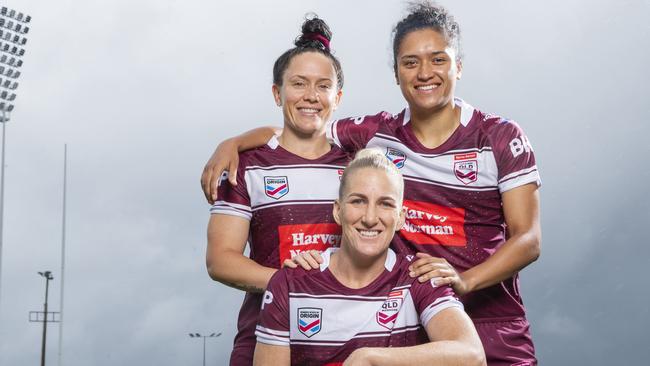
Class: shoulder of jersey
475,110,522,136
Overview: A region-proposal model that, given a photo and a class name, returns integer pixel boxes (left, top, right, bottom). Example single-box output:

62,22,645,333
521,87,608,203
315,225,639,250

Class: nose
303,85,319,102
417,62,433,81
361,202,379,227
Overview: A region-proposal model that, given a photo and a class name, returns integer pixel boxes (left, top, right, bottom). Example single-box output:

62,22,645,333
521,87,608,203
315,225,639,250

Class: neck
409,99,461,149
277,129,331,159
328,246,388,289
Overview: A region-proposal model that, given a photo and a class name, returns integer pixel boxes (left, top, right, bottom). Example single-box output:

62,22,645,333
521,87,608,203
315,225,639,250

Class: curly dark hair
392,1,463,77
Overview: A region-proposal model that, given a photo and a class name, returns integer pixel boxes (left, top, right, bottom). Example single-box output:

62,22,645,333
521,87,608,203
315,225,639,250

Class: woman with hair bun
202,2,542,365
254,149,485,366
205,16,348,366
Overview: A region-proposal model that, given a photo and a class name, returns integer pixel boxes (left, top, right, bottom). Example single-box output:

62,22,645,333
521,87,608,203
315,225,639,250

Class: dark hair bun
294,16,332,52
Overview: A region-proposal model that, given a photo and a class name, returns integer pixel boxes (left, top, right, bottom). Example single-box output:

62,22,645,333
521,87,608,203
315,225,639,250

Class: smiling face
396,28,462,116
272,51,342,138
333,167,405,261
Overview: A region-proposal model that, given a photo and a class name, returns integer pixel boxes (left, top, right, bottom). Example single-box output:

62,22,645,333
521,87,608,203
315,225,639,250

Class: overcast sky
0,0,648,365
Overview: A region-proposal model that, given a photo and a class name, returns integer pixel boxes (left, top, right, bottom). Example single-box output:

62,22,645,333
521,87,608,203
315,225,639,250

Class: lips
356,228,381,238
297,107,322,115
414,84,439,91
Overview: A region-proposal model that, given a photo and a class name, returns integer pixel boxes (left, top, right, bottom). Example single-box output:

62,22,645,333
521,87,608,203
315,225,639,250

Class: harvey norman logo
278,223,342,265
400,200,466,246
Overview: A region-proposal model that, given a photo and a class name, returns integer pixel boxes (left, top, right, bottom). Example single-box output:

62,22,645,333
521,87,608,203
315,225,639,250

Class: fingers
292,254,312,270
228,159,238,187
201,166,213,203
282,259,298,269
408,256,448,277
301,251,321,269
416,268,458,283
289,251,323,270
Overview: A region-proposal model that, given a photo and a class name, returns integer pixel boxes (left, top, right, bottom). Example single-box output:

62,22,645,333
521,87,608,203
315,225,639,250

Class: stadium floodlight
35,271,55,366
0,4,31,354
188,332,221,366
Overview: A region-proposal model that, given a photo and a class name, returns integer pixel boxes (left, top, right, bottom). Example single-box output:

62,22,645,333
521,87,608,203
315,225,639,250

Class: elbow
467,345,487,366
526,234,541,264
206,255,225,282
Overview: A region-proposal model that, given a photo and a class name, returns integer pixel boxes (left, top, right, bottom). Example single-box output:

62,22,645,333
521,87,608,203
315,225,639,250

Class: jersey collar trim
320,247,397,272
401,97,475,127
267,135,280,149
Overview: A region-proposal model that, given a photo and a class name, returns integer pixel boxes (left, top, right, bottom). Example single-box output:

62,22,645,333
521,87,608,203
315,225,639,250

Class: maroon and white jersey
256,248,462,365
210,136,350,364
326,98,541,320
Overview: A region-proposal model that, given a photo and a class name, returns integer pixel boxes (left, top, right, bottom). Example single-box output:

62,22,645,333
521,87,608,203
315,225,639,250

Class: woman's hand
201,138,240,204
282,250,324,270
408,252,472,296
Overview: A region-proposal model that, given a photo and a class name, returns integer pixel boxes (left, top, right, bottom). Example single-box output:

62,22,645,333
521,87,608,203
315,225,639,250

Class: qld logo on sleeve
264,176,289,199
376,290,404,329
386,147,407,169
453,152,478,185
298,308,322,337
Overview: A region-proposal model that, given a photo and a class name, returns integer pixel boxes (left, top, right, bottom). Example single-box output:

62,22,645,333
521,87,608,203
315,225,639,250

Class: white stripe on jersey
497,167,541,193
419,295,464,327
255,328,290,346
288,291,421,343
256,325,290,337
252,199,335,212
245,166,341,209
210,201,252,220
366,136,500,191
289,292,391,301
246,163,346,171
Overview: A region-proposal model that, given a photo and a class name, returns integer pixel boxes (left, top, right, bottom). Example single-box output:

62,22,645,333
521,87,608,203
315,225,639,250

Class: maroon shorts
474,318,536,366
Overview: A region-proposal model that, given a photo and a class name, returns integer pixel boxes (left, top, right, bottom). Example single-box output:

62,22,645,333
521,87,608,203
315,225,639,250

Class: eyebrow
347,193,397,202
289,75,334,83
400,51,447,59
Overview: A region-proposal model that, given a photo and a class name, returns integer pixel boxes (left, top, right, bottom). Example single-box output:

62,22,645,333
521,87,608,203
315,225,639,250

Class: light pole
38,271,53,366
188,332,221,366
0,5,31,322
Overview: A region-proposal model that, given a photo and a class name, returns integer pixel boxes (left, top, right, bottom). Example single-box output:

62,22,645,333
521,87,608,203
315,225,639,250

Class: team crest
298,307,322,337
376,296,403,330
386,148,407,169
264,176,289,199
454,160,478,185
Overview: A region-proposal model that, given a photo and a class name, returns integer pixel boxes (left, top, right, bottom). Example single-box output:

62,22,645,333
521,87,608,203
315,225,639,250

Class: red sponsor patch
454,152,477,160
400,200,466,246
278,223,342,265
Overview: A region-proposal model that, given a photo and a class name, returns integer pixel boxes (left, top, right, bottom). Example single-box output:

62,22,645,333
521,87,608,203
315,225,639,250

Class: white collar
402,97,475,127
319,247,397,272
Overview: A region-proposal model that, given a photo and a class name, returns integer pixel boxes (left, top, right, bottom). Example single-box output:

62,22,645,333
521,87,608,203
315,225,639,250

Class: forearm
207,248,277,293
461,230,540,293
231,126,280,152
362,340,484,366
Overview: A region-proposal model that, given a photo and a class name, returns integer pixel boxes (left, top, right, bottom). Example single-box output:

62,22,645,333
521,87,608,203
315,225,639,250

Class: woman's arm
253,343,290,366
206,214,277,292
201,126,280,204
410,183,541,294
344,307,485,366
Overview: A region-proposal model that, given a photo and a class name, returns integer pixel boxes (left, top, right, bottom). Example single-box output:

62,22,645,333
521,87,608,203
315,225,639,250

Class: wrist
459,271,476,295
364,347,385,365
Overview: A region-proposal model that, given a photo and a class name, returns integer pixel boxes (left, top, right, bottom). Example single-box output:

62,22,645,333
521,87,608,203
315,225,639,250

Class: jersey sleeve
255,269,291,346
410,279,463,328
490,119,542,193
209,159,252,220
325,111,393,153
